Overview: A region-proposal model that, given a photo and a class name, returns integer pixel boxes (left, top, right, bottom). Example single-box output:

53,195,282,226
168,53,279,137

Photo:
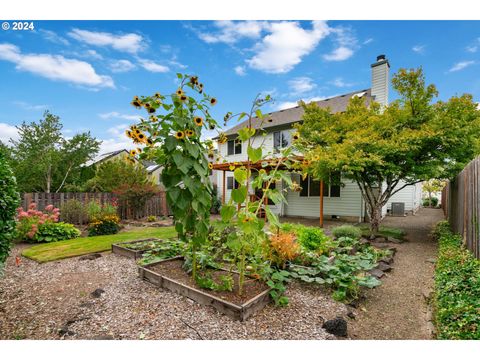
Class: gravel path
349,208,444,339
0,245,348,340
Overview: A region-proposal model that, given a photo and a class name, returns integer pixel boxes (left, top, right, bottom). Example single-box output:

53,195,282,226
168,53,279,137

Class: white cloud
68,28,145,54
84,49,103,60
0,43,114,89
363,38,373,45
107,123,129,137
323,46,354,61
247,21,330,74
99,112,140,121
110,59,136,73
39,29,70,46
288,77,316,94
323,27,357,62
448,60,475,72
466,45,478,53
98,137,133,154
13,101,48,111
234,65,246,76
329,77,353,88
198,20,266,44
0,123,19,144
412,45,426,54
138,59,169,73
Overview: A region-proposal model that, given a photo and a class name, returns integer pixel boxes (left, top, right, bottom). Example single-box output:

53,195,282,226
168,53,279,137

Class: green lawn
359,225,406,240
22,226,176,263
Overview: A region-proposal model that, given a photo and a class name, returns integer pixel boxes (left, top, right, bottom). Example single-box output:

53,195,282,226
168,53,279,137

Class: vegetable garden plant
127,74,387,307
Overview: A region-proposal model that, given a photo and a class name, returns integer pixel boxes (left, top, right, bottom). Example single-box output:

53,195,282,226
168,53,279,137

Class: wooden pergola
212,157,325,227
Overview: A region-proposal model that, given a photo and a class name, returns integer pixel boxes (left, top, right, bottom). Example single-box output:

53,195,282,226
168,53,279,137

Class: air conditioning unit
391,202,405,217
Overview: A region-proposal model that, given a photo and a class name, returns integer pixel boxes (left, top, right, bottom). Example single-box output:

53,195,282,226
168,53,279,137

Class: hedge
433,220,480,339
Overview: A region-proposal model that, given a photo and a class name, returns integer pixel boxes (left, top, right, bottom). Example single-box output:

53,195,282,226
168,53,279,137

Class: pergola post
320,180,324,228
222,170,226,204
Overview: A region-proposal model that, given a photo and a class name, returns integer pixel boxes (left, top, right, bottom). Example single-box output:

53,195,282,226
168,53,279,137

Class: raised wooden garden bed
112,238,165,260
138,256,271,321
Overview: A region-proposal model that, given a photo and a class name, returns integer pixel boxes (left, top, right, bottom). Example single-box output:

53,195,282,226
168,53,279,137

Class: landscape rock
79,253,102,261
91,288,105,298
322,317,348,337
58,326,75,336
380,256,394,264
386,237,404,244
376,262,392,272
368,268,385,279
91,335,115,340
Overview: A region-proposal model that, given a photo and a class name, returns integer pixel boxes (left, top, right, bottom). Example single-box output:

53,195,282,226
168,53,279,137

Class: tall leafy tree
295,68,480,234
84,158,154,192
10,111,100,193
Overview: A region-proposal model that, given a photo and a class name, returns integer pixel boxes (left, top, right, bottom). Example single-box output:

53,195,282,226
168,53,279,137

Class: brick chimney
371,54,390,107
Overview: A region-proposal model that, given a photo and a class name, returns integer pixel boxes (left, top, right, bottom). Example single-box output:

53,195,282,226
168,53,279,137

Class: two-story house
213,55,422,223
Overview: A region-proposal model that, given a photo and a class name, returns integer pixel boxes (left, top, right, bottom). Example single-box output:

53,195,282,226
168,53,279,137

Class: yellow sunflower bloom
210,98,217,106
131,100,142,109
186,129,194,137
176,88,184,96
130,149,137,157
136,147,142,153
147,138,154,146
147,107,156,114
154,92,161,98
208,163,213,170
179,94,188,102
125,130,133,138
194,117,203,126
175,131,185,139
293,133,300,140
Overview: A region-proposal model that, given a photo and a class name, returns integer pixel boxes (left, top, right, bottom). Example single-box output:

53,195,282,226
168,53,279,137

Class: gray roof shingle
223,89,371,136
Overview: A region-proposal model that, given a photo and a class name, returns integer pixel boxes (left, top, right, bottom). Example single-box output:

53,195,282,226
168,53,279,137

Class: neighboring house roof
223,89,372,137
83,149,130,167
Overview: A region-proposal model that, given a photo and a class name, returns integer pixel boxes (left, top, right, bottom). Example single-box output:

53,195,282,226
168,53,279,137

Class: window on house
255,181,276,205
299,174,341,197
227,139,242,155
273,131,291,153
227,176,239,190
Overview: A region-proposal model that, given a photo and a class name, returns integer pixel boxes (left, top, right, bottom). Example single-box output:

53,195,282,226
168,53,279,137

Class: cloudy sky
1,20,479,153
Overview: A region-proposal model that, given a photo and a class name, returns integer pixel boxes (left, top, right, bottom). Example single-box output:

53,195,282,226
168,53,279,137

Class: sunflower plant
126,74,219,280
215,94,299,298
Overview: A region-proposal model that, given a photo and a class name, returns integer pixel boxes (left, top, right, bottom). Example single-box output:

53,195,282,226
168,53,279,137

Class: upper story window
273,130,291,153
227,139,242,155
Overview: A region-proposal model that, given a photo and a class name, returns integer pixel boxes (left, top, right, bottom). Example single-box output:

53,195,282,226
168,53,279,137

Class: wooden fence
20,192,170,224
442,157,480,259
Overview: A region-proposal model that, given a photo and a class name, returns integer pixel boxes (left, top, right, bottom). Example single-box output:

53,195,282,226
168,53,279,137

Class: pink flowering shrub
16,202,78,243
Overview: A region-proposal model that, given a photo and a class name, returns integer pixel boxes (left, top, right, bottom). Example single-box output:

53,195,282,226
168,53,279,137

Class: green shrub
88,215,120,236
86,200,117,222
297,227,331,252
146,215,156,222
423,197,439,207
433,220,480,339
60,199,87,224
0,153,20,268
33,222,81,243
332,225,362,240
